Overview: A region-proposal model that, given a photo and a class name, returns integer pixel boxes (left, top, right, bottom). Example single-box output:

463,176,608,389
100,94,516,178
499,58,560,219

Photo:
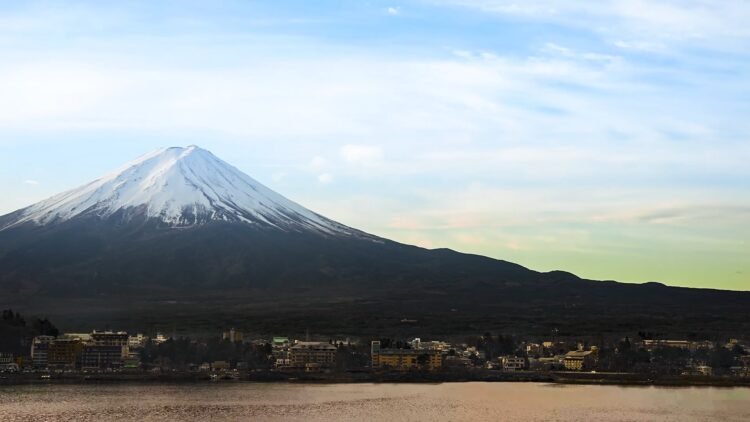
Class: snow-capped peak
1,146,361,236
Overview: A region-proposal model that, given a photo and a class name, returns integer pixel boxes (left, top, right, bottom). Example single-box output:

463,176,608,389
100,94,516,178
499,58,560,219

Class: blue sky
1,1,749,289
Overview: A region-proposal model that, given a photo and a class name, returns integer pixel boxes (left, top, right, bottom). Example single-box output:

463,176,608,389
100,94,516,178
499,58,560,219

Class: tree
32,318,59,337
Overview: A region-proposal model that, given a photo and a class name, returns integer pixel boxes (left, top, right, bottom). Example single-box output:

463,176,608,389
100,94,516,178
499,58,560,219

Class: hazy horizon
1,1,748,290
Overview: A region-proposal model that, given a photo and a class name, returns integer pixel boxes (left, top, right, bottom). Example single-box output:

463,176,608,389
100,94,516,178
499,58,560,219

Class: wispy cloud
317,173,333,184
430,0,750,44
340,144,383,166
308,156,327,171
23,179,39,185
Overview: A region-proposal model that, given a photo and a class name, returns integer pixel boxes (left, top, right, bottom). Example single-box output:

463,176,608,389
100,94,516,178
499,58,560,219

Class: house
500,356,526,371
730,366,750,378
683,364,713,376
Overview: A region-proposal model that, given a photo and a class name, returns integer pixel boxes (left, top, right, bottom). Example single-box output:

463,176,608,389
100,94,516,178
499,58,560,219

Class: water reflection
1,382,748,421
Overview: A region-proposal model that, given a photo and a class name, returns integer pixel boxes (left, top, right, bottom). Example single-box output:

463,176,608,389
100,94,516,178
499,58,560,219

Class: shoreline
2,370,749,388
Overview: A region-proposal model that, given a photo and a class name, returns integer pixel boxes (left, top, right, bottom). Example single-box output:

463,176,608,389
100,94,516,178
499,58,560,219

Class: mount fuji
0,145,365,237
1,146,748,336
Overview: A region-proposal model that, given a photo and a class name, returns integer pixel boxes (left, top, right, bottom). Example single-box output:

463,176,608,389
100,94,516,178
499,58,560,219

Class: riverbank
2,369,750,387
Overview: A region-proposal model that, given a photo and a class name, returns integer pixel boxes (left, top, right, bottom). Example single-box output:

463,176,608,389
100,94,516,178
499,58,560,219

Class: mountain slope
1,146,749,337
0,145,537,297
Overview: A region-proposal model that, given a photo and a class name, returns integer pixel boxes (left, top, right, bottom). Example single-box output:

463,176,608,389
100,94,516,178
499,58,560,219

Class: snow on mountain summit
2,146,360,236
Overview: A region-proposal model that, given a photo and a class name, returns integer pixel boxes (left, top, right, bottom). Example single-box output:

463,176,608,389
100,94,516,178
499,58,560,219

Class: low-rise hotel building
371,341,442,371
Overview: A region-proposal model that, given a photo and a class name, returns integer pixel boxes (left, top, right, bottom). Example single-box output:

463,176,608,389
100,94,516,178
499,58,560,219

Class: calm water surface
1,382,748,421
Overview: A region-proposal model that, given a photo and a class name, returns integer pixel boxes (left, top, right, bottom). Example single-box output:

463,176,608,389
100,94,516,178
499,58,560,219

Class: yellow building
371,341,442,371
563,349,598,371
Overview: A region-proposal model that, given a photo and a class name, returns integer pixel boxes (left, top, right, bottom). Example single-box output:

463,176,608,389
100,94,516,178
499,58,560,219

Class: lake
1,382,748,421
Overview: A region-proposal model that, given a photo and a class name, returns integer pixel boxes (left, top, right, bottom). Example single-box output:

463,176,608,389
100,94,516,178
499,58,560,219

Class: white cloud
23,179,39,185
317,173,333,184
613,40,666,53
0,62,117,123
386,7,400,16
431,0,750,48
339,144,383,165
308,156,327,170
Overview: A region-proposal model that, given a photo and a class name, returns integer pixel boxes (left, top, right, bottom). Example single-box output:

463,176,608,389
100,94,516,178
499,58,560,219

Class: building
374,350,442,371
123,352,141,369
223,328,243,343
153,332,168,344
92,330,129,359
290,341,337,368
409,338,422,350
500,356,526,371
525,343,542,355
272,337,290,348
31,336,55,368
641,340,714,352
272,336,292,368
683,364,713,376
0,354,18,373
563,348,598,371
535,356,565,371
48,337,83,368
92,331,129,347
64,333,93,343
695,365,713,376
274,356,292,368
79,344,123,370
0,363,19,373
409,338,451,352
371,341,442,371
128,333,146,349
443,356,472,368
